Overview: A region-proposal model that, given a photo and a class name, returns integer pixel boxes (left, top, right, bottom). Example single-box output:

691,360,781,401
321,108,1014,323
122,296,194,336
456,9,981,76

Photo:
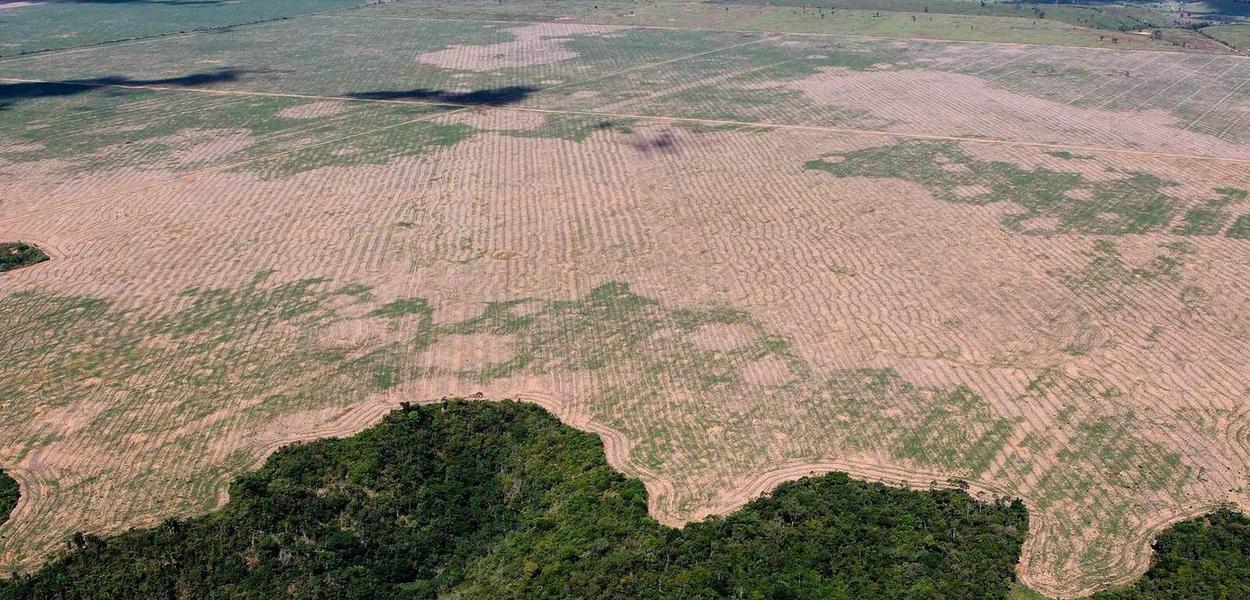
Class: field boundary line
313,13,1250,59
3,76,1247,165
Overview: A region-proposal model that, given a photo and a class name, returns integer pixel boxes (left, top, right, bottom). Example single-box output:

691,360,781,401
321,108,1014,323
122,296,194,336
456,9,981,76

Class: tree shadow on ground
0,68,250,110
629,130,681,156
346,85,539,107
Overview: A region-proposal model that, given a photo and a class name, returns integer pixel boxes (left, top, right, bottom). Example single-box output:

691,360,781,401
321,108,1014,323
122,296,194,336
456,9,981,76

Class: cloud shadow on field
0,68,251,110
346,85,539,107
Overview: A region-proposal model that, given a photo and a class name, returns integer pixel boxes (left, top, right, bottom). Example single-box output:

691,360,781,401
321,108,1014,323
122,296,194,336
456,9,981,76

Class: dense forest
0,470,17,529
0,243,48,273
1092,508,1250,599
0,401,1029,599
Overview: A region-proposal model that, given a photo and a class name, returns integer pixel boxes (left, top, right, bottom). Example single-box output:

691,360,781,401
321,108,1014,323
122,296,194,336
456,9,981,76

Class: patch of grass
827,371,1015,477
242,121,477,179
0,401,1030,600
370,363,399,391
0,273,394,481
334,283,373,302
0,242,49,273
1173,187,1246,236
1045,150,1094,160
1050,240,1192,295
1035,413,1189,511
807,141,1185,235
663,84,816,122
367,298,433,319
714,0,1170,31
1225,214,1250,239
1216,187,1250,201
1203,24,1250,50
0,91,455,177
502,114,638,142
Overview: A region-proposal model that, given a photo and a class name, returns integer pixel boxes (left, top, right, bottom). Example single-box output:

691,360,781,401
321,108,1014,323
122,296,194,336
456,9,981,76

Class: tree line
0,401,1028,599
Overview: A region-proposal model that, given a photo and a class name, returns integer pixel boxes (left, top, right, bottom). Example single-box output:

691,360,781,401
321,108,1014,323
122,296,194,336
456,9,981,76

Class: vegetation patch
502,114,638,142
0,243,49,273
1226,214,1250,240
0,401,1029,599
1173,188,1247,237
0,91,460,178
1045,151,1094,160
1050,240,1192,296
806,141,1187,235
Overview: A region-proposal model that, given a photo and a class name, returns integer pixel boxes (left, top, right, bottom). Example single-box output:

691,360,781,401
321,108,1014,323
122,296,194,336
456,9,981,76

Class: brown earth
3,17,1250,600
414,22,624,72
747,66,1250,158
3,123,1250,598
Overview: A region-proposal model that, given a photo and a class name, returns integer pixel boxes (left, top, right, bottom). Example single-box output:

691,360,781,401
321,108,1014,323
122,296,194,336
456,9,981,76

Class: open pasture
2,3,1250,598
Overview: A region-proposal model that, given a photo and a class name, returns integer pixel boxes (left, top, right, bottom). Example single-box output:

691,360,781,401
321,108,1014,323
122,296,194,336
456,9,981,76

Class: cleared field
2,5,1250,599
359,0,1224,51
4,20,1248,157
0,0,364,57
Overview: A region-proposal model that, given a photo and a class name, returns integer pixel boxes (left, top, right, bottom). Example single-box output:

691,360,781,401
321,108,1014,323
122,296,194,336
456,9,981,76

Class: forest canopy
0,401,1029,599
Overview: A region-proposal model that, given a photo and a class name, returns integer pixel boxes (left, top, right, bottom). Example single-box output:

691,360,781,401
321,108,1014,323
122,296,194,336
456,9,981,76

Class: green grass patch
1050,240,1192,295
1045,150,1094,160
1203,24,1250,50
807,141,1185,235
1173,187,1246,236
0,91,456,177
502,114,638,142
